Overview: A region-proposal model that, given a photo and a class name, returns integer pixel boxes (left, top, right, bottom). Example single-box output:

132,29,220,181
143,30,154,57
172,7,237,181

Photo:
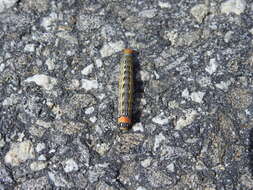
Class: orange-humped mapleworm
118,48,134,131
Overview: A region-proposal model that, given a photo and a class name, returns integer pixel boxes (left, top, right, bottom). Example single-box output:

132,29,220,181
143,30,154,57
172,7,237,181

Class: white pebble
205,58,218,75
30,161,47,171
81,64,94,75
70,79,80,89
190,91,205,103
182,88,190,99
64,158,78,173
221,0,246,15
158,1,171,9
190,4,209,23
24,74,57,90
224,31,234,43
95,59,103,68
38,155,47,161
41,12,58,31
175,110,198,130
24,44,35,52
132,122,144,132
140,71,150,81
36,143,46,152
81,79,98,90
215,80,231,91
249,28,253,35
0,63,5,72
0,0,18,13
167,163,175,172
141,158,152,168
85,107,94,114
154,133,166,151
100,41,125,58
139,9,157,18
89,116,97,123
152,112,169,125
45,58,55,70
5,141,35,166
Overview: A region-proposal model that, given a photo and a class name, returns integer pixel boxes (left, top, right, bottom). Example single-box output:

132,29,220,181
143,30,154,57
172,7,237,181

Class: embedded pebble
167,163,175,172
41,13,58,31
95,59,103,68
175,110,198,130
221,0,246,15
0,0,18,13
89,116,97,123
141,158,152,168
154,133,166,151
36,143,46,152
5,140,35,166
205,58,218,75
95,143,110,156
140,71,150,81
0,63,5,72
81,64,94,75
165,31,178,46
152,112,169,125
30,161,47,171
0,135,5,148
191,4,209,23
250,28,253,35
38,155,47,161
224,31,234,43
158,1,171,9
139,9,157,18
70,79,80,89
81,79,98,90
45,58,55,70
190,91,205,103
85,107,94,114
24,74,57,90
100,41,125,58
182,88,190,99
132,122,144,132
64,158,79,173
215,80,231,91
24,44,35,52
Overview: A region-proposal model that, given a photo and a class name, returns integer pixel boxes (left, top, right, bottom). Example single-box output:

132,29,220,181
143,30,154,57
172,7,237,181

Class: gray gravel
0,0,253,189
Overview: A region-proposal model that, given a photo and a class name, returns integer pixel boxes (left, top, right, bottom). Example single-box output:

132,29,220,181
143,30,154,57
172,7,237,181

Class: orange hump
118,116,131,124
123,48,134,55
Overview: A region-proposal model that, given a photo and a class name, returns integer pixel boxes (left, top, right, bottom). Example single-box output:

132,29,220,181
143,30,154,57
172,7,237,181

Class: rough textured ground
0,0,253,189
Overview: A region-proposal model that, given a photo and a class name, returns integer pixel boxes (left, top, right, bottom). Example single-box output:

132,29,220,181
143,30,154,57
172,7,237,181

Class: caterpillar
118,48,134,131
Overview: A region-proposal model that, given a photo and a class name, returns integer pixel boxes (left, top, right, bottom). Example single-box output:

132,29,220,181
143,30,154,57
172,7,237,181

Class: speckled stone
5,141,35,166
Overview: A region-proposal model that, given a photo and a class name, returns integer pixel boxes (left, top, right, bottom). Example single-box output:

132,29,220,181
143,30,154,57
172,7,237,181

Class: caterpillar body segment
118,49,134,131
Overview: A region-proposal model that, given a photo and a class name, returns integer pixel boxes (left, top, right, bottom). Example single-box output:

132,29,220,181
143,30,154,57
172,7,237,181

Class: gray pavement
0,0,253,189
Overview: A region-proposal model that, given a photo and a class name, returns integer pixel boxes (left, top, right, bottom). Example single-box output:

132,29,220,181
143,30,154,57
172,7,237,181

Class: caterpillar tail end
118,116,131,131
118,123,130,131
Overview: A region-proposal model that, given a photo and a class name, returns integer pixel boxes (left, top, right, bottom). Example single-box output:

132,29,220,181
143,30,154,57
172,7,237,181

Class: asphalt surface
0,0,253,189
